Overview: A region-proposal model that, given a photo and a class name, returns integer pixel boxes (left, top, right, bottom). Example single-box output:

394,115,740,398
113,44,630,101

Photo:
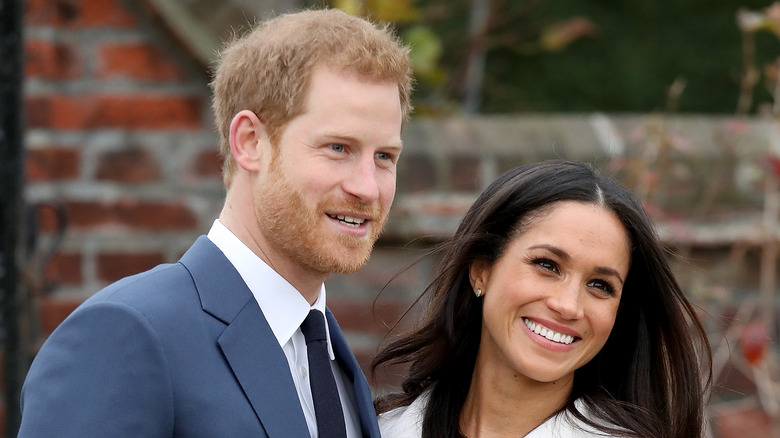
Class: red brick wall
23,0,220,307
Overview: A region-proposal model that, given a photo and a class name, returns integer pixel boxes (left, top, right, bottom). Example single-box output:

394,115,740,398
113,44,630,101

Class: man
19,8,412,438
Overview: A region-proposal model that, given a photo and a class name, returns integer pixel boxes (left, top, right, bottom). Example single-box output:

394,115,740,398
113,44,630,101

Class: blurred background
1,0,779,436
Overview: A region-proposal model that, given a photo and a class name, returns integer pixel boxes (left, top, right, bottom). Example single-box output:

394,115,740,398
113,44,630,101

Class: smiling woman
470,200,629,392
373,160,712,438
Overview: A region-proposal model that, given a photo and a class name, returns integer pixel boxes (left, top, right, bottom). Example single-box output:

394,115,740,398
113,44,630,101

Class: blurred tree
322,0,780,115
328,0,595,115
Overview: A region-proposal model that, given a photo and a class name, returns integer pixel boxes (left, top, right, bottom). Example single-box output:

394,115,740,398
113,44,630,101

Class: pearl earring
475,288,483,297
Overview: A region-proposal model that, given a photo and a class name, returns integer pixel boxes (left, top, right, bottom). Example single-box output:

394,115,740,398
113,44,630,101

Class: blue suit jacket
19,236,381,437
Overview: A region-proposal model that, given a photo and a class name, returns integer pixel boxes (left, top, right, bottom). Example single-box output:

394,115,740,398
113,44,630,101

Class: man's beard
254,165,387,275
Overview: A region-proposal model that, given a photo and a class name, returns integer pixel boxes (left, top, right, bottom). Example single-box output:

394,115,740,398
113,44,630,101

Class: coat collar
180,236,310,438
180,236,381,438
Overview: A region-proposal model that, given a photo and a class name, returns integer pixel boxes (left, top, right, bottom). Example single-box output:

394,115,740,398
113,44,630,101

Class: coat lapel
180,236,309,438
326,309,381,438
218,304,310,438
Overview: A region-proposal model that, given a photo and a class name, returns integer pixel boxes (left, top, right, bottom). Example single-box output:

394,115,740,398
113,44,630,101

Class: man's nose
341,156,380,203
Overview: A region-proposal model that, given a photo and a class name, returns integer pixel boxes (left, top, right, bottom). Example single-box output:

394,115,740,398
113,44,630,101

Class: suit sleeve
18,301,175,438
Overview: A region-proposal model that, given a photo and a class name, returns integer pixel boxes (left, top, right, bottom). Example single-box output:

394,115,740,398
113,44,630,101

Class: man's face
254,65,403,276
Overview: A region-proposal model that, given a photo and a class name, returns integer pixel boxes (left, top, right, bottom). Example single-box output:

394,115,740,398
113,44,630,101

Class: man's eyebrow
320,132,403,149
380,141,404,152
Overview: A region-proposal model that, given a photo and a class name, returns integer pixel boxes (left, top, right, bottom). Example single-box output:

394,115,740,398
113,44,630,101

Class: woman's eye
329,144,345,153
587,279,615,295
534,258,558,273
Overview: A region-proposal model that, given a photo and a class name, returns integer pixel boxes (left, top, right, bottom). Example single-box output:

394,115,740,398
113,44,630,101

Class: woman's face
471,201,631,386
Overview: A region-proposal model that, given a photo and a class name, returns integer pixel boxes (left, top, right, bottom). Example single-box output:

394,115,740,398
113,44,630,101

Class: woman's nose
547,282,585,320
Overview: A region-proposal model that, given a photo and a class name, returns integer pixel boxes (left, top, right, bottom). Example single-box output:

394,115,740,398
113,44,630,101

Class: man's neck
218,211,326,305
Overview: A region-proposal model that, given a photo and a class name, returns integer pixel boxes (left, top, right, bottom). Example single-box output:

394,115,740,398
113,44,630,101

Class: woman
373,160,711,437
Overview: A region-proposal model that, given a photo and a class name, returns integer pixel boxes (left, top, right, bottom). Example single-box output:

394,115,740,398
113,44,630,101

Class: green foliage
474,0,780,114
328,0,780,114
403,25,444,82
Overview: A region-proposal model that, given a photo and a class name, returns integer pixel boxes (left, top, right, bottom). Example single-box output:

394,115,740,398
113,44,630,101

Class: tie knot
301,310,327,344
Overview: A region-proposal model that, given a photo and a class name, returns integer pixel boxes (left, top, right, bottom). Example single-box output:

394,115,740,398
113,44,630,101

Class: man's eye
329,144,345,152
376,152,390,160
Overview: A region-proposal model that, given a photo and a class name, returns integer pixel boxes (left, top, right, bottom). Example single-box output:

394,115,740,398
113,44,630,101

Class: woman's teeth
524,318,575,345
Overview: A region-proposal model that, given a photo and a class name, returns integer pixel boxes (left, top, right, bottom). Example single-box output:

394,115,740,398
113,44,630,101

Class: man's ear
469,259,491,292
228,110,268,172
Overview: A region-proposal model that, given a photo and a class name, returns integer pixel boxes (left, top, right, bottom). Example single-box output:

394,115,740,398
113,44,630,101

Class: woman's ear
469,260,491,292
228,110,268,172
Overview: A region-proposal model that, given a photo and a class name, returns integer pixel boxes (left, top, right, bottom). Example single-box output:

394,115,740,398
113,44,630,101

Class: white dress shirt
207,220,360,438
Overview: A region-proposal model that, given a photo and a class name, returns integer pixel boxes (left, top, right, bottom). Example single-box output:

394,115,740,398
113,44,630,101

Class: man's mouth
327,214,366,228
523,318,577,345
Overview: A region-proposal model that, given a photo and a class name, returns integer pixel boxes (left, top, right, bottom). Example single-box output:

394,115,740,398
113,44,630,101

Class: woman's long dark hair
372,160,712,438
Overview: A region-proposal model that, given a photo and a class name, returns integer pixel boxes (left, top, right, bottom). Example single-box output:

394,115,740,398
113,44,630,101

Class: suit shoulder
78,261,198,319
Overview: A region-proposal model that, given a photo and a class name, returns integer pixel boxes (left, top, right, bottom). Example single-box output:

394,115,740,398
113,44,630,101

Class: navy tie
300,310,347,438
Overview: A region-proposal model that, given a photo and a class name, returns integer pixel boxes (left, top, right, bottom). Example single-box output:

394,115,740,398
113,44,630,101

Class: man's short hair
211,8,414,187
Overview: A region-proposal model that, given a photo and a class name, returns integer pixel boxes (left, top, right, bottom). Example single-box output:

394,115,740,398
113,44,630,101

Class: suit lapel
326,309,381,438
219,304,310,438
180,236,309,438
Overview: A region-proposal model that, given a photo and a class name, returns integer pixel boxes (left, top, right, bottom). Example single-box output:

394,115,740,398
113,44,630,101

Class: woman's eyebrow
529,244,625,286
528,244,569,260
593,266,625,286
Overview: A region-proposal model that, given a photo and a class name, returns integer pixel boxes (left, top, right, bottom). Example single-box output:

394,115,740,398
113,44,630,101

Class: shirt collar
206,220,334,358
